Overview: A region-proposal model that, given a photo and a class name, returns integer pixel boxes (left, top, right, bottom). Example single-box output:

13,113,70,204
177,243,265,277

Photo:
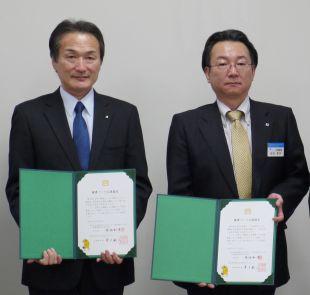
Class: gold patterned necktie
226,110,252,199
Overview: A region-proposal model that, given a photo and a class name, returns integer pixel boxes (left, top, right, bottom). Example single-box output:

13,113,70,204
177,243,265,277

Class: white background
0,1,309,294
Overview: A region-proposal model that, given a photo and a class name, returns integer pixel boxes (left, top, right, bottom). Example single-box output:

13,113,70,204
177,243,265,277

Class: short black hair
49,19,105,62
201,29,258,71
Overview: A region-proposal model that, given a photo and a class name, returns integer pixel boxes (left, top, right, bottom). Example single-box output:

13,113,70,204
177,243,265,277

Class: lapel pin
105,115,109,119
265,123,269,127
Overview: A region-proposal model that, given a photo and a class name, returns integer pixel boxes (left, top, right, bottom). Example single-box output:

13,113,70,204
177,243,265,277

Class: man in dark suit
6,19,152,295
167,29,309,295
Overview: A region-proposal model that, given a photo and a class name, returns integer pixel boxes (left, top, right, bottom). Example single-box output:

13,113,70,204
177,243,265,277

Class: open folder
20,169,136,259
152,195,277,285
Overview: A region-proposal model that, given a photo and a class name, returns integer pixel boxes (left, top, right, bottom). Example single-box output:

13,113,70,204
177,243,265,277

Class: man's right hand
27,248,62,266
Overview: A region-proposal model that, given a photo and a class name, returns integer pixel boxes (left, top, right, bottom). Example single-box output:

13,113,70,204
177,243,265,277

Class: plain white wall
0,0,309,294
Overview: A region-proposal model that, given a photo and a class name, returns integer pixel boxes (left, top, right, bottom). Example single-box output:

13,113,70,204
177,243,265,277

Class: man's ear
251,66,256,81
52,59,58,73
204,67,210,83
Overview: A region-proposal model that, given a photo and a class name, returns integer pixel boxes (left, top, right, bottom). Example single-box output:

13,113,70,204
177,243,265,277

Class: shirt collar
217,97,251,125
60,86,94,117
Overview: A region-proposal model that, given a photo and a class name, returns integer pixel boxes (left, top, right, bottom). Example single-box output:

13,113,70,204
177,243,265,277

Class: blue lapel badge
267,142,284,157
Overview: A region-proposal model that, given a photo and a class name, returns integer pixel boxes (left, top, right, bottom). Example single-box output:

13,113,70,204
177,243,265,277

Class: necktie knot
74,102,85,115
226,110,244,122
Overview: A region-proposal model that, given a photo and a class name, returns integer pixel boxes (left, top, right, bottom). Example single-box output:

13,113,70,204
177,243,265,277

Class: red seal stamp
119,235,128,245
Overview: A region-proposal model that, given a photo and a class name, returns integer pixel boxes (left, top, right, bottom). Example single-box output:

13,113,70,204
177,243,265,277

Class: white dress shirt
216,97,252,161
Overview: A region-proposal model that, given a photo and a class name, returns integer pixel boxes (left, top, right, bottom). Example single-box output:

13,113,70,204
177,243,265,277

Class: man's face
52,32,102,99
205,41,255,104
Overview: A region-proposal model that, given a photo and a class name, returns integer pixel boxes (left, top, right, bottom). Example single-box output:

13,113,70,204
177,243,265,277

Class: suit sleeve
6,106,35,225
270,109,309,221
125,106,152,227
167,114,194,196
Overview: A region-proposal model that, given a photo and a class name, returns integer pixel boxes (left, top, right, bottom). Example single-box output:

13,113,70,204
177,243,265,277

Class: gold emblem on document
82,239,90,250
102,179,109,187
244,208,252,215
221,265,228,276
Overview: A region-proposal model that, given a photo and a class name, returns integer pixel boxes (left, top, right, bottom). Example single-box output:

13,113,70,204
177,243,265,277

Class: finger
112,252,123,264
50,248,57,265
268,193,281,201
46,249,53,265
97,251,111,264
104,250,115,264
268,194,284,222
47,248,57,265
207,284,215,289
96,254,103,263
273,209,284,223
275,202,284,223
197,282,215,288
273,216,282,223
278,206,284,219
50,248,58,264
56,255,62,264
279,208,284,220
100,255,110,264
27,259,35,264
275,200,283,210
276,198,283,205
97,253,106,263
96,257,102,263
39,250,49,266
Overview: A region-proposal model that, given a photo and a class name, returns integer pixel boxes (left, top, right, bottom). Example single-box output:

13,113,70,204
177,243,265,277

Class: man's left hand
267,193,284,223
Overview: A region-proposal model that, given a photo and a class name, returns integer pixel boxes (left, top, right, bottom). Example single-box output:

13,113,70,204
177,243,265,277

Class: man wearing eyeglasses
167,29,309,295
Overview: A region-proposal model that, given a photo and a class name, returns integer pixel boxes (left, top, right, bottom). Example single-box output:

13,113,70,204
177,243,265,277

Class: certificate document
20,169,136,259
77,172,135,256
216,201,275,283
152,195,277,285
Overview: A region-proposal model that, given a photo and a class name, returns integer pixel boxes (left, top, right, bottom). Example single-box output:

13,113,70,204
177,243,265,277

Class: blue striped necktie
73,102,90,170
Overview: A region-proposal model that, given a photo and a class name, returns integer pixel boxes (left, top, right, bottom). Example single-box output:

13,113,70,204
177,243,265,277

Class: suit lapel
199,103,238,195
43,89,81,170
250,99,272,196
89,92,113,169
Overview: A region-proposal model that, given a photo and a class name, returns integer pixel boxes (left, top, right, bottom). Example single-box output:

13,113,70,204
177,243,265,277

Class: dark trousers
187,285,276,295
28,261,124,295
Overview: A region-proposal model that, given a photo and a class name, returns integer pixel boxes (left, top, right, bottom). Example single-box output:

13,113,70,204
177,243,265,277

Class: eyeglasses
208,62,253,72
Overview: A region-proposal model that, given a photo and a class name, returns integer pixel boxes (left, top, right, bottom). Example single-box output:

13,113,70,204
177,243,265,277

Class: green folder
151,195,277,285
20,169,136,259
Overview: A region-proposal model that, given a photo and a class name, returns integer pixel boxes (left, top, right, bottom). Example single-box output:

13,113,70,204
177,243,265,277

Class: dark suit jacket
167,99,309,288
6,89,152,291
